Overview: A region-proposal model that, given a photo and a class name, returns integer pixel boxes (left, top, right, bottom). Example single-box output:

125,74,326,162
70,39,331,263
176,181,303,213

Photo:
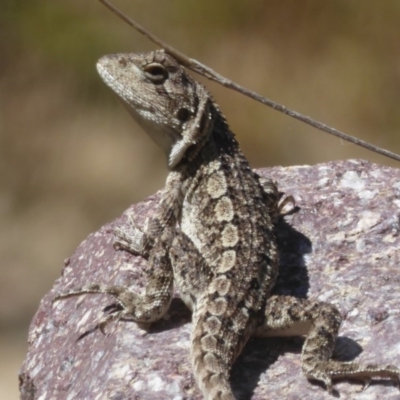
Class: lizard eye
144,63,168,83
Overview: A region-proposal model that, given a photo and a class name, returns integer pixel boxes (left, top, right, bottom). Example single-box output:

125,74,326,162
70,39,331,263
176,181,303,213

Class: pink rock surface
20,160,400,399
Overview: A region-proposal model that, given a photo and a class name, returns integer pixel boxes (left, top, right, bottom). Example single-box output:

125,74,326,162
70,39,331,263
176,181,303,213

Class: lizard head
97,50,213,169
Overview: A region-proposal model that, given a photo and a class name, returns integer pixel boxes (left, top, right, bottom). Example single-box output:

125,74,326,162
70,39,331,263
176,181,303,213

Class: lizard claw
278,194,296,216
98,308,122,335
360,377,372,391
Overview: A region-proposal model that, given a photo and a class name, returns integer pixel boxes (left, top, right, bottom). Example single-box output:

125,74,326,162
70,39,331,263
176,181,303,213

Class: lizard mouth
96,60,148,109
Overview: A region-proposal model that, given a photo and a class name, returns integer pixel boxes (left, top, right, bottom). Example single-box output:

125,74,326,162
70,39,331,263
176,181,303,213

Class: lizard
54,50,400,399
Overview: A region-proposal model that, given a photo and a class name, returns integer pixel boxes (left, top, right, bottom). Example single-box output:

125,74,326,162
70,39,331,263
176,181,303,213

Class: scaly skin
55,51,400,399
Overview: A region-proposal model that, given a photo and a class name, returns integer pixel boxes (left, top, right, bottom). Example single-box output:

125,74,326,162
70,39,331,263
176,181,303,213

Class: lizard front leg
54,226,175,329
256,295,400,393
114,170,185,257
54,171,185,329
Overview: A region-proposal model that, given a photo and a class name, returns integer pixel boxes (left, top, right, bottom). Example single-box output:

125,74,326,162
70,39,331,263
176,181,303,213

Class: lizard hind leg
255,295,400,393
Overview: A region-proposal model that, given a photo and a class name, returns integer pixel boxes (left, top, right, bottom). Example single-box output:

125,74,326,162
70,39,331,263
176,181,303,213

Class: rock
19,160,400,399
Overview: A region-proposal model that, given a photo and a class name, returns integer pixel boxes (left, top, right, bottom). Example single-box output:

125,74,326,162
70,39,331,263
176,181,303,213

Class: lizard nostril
118,57,128,67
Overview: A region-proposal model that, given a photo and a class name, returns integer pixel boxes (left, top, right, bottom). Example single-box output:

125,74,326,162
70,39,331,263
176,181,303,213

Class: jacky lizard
55,50,400,399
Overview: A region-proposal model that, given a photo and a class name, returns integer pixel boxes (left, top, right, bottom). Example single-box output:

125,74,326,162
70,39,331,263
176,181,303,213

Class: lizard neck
178,104,242,177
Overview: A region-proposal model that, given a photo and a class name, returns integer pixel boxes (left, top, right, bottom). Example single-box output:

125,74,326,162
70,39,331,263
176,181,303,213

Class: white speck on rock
393,181,400,190
339,171,365,190
358,189,378,201
144,373,182,396
332,197,343,207
318,165,332,172
347,211,381,237
383,234,397,243
132,380,145,391
113,362,131,379
77,309,92,328
37,391,48,400
393,199,400,209
66,391,78,400
348,308,359,318
338,216,355,228
317,289,337,302
355,211,381,231
370,169,383,179
326,231,346,242
356,239,366,252
317,177,329,187
120,262,135,271
147,374,165,391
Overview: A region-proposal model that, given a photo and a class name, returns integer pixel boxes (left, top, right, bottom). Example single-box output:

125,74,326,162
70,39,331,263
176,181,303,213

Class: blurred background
2,1,400,398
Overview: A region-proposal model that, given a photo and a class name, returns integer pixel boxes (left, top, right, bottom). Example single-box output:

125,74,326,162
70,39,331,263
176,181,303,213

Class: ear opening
168,93,213,168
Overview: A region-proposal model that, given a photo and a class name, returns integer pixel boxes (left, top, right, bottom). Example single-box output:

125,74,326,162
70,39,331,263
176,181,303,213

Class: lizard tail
190,293,244,400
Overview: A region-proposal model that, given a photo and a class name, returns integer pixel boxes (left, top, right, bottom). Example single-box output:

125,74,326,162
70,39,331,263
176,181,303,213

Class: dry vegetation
2,1,400,398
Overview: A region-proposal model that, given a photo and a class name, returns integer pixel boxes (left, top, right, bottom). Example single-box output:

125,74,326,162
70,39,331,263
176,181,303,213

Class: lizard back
178,109,280,397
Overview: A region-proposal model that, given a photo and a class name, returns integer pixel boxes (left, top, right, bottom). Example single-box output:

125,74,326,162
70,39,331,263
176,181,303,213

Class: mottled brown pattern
52,51,399,399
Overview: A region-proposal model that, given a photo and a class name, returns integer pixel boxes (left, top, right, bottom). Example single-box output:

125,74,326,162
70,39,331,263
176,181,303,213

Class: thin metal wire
98,0,400,163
